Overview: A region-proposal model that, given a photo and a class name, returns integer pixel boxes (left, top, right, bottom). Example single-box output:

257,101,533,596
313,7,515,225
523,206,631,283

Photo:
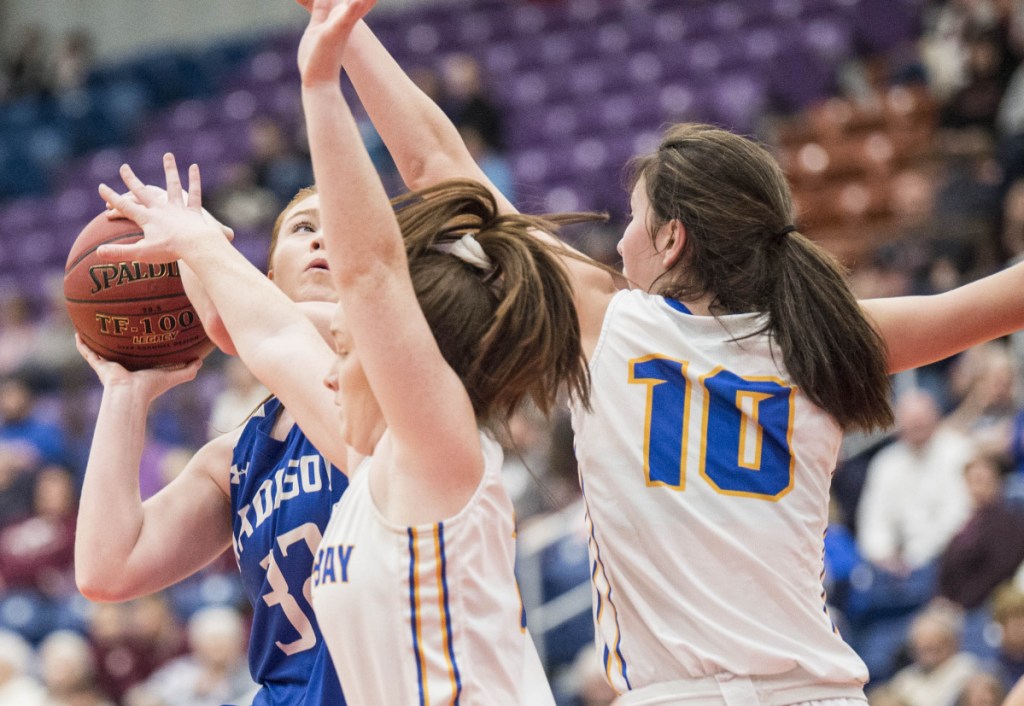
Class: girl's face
268,193,337,304
618,180,677,292
323,306,384,455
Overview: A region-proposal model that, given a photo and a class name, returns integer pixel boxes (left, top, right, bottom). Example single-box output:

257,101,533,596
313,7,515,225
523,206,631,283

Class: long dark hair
392,179,595,425
629,123,893,431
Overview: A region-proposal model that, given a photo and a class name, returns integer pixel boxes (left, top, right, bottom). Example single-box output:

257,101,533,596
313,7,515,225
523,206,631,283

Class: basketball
63,211,214,370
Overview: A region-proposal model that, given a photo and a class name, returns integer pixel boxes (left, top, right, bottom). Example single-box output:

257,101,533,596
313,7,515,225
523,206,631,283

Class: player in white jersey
310,11,1024,703
95,0,592,701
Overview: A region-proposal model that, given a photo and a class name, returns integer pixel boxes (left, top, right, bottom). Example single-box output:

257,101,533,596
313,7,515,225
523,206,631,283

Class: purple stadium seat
484,41,523,76
0,197,50,237
403,23,442,56
709,74,768,132
541,104,582,142
658,83,703,123
83,148,130,188
458,11,499,45
802,16,854,62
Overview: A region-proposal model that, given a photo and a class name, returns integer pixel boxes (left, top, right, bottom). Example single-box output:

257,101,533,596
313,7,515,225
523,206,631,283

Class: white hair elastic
432,233,494,273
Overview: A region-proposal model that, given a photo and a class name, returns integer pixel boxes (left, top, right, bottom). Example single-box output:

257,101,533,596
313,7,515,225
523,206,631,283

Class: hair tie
774,224,798,243
432,234,501,291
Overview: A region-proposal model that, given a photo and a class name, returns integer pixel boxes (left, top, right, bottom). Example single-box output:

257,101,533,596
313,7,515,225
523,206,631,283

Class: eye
290,220,316,234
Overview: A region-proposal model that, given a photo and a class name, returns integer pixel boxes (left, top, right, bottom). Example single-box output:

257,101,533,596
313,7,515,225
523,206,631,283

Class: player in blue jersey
74,183,350,706
270,4,1024,703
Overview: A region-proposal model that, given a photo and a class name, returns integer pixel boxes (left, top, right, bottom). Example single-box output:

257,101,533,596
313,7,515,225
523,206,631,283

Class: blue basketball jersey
230,397,348,706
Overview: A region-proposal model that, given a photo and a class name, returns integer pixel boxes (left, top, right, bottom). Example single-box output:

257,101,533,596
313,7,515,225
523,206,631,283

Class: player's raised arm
294,0,619,348
72,336,235,600
861,260,1024,373
300,0,483,499
96,159,351,471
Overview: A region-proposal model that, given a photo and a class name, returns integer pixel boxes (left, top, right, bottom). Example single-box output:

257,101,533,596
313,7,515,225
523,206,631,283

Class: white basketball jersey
570,289,868,694
311,432,555,705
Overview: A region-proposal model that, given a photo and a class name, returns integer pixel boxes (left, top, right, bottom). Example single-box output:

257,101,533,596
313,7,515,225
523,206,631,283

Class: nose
311,235,324,251
616,239,624,256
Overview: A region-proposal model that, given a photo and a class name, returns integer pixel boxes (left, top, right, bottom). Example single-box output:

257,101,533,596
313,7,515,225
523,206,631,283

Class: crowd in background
6,1,1024,705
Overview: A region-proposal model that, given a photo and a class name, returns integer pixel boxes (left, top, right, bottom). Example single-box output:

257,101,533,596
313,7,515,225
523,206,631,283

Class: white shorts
612,673,867,706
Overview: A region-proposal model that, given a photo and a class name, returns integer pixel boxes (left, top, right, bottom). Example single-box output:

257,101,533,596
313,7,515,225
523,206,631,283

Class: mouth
306,258,330,272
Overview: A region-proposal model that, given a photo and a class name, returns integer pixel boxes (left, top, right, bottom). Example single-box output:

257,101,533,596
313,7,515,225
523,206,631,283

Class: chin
296,285,338,304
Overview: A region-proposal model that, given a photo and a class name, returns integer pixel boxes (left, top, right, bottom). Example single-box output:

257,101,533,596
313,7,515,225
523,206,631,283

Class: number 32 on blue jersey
629,355,795,500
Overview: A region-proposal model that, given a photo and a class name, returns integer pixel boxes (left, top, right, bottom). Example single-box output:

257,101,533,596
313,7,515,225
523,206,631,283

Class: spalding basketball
64,211,214,370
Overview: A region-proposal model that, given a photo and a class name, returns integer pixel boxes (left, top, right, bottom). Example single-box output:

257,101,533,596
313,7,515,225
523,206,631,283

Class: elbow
75,565,136,603
403,150,475,193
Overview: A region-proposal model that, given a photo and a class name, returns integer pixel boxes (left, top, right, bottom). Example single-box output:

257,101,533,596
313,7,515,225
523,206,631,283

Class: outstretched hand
297,0,375,87
97,153,224,264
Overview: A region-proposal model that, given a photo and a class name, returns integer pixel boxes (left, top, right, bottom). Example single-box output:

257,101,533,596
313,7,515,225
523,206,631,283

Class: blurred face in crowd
958,673,1004,706
910,617,957,672
0,379,32,423
964,457,1003,510
895,390,940,451
1001,613,1024,659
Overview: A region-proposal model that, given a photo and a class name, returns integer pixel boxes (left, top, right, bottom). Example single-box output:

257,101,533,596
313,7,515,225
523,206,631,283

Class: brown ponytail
629,123,893,431
390,179,596,424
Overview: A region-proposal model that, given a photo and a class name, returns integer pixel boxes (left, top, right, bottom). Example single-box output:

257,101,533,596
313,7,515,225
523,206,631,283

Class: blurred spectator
38,629,115,706
208,163,281,233
941,29,1015,132
989,584,1024,692
945,343,1018,449
824,497,862,619
248,118,314,203
564,645,616,706
133,606,257,706
206,357,268,439
440,53,505,152
502,403,554,521
867,686,911,705
0,374,67,469
887,605,981,706
0,447,38,529
957,671,1006,706
857,389,974,572
87,595,186,703
6,25,50,99
1004,179,1024,263
17,273,90,395
50,30,95,96
0,629,45,705
460,125,516,204
0,465,77,597
938,451,1024,609
0,294,41,377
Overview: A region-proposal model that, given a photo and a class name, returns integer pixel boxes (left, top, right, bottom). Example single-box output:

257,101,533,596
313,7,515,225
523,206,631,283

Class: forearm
863,260,1024,373
75,385,153,595
345,22,497,195
301,80,405,283
178,236,322,371
178,261,237,355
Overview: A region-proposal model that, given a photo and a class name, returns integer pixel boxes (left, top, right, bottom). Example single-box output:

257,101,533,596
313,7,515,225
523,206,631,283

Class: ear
660,219,687,269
